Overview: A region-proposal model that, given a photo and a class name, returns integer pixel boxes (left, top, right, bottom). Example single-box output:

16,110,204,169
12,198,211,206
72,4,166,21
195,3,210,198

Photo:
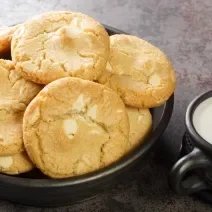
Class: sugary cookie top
23,77,129,178
0,59,42,112
98,34,176,108
12,11,110,84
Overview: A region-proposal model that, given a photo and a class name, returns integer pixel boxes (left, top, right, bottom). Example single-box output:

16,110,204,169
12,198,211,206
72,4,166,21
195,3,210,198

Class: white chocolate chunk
0,156,13,169
138,115,143,122
64,119,78,139
87,105,97,120
148,74,161,86
106,62,112,71
72,94,85,112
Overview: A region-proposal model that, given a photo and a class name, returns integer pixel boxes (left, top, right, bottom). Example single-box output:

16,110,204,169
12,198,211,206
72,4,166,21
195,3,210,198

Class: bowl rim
1,24,174,188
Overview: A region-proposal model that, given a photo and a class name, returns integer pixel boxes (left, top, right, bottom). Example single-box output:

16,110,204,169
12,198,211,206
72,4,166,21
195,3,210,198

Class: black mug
169,90,212,195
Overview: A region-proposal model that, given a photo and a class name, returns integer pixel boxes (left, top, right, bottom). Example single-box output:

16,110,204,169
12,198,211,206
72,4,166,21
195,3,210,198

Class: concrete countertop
0,0,212,211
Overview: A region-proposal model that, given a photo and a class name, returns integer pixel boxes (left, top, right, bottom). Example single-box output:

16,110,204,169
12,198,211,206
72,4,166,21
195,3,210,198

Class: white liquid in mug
193,97,212,144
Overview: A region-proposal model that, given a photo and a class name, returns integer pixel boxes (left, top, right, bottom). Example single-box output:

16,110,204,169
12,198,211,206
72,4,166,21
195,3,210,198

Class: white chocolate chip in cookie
19,86,25,95
71,17,81,26
58,26,82,38
138,114,144,122
116,109,124,114
26,105,40,126
72,95,85,111
89,129,102,135
106,62,112,71
149,74,161,87
64,119,78,139
87,104,97,120
72,94,88,112
22,61,37,73
0,156,13,169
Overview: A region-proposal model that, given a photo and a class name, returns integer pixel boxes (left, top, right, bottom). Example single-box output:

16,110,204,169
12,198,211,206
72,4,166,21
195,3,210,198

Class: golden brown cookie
0,25,20,58
23,77,129,178
0,59,42,156
11,11,110,84
0,107,24,156
126,107,152,152
0,59,42,109
98,34,176,108
0,152,34,175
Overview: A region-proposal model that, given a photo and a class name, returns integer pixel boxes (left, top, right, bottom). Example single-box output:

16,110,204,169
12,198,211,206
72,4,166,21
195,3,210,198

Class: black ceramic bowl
0,25,174,207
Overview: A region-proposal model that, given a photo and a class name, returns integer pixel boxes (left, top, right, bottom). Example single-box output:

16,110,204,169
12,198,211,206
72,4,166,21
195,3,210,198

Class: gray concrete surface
0,0,212,211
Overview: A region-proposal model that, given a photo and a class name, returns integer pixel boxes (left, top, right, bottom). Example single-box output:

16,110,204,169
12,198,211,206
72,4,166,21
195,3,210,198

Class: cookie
0,107,24,156
0,59,42,109
0,152,34,175
23,77,129,178
126,107,152,152
0,25,20,58
98,34,176,108
0,59,42,156
12,11,110,84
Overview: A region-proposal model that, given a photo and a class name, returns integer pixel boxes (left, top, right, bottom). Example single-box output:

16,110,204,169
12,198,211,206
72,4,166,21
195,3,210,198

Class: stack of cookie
0,11,176,178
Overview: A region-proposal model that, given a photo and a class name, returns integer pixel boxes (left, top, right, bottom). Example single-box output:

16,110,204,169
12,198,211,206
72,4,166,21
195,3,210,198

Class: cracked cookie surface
23,77,129,178
0,152,34,175
98,34,176,108
126,107,152,152
0,59,42,156
0,25,20,58
11,11,110,84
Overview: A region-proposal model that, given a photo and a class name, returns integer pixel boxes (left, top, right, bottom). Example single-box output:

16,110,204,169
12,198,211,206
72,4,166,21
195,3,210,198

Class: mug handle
169,148,212,195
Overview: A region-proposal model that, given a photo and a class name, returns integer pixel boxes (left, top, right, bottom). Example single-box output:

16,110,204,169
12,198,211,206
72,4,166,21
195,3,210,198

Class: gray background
1,0,212,211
